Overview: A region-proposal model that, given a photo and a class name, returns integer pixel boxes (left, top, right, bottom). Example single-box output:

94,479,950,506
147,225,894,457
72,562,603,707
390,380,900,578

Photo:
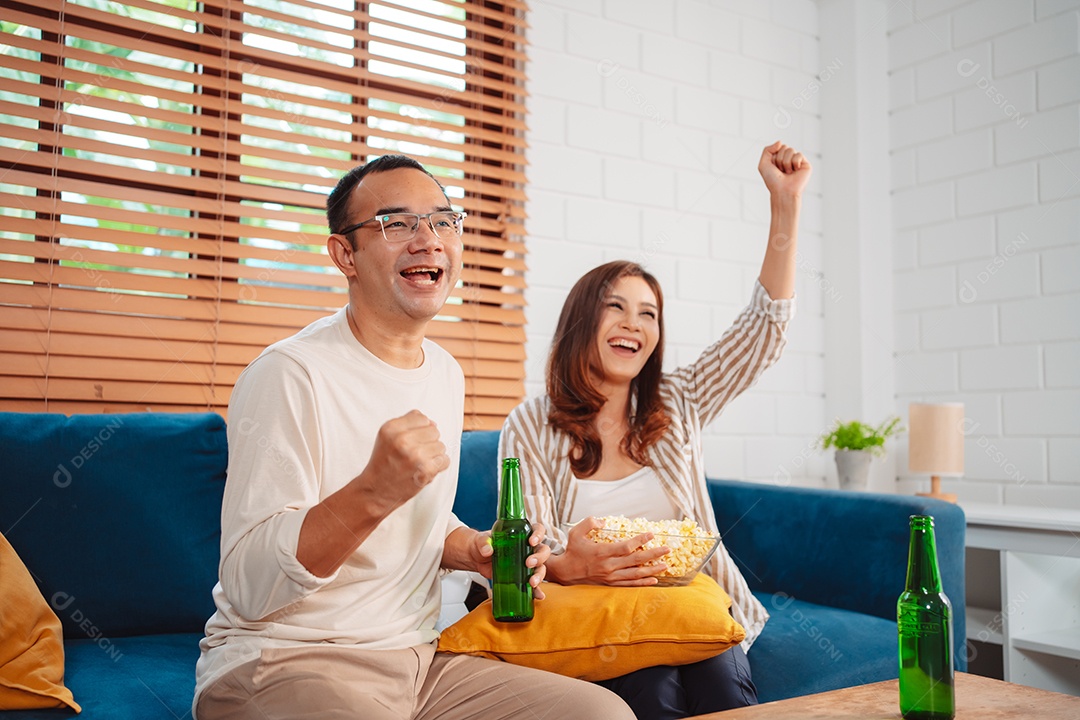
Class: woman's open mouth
608,338,641,354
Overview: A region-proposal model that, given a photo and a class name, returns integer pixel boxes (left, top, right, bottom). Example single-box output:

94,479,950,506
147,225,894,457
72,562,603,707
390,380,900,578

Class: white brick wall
919,215,996,265
890,0,1080,508
993,11,1078,73
1045,341,1080,387
523,0,825,485
521,0,1079,507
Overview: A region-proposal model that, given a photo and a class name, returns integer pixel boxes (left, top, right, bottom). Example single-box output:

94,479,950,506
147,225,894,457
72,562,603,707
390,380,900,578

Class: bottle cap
502,457,520,469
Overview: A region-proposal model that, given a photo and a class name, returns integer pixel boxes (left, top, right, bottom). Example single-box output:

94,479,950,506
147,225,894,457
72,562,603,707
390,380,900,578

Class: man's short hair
326,154,447,235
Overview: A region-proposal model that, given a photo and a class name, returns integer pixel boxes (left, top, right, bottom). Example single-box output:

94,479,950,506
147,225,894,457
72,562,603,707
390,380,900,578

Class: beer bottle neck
498,459,525,520
905,516,943,592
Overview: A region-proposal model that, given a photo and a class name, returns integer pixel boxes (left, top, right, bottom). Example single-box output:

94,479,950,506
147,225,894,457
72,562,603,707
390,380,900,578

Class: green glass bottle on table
492,457,533,622
898,514,955,720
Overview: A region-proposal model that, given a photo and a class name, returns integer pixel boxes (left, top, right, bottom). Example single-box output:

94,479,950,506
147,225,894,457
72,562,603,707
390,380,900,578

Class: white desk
963,502,1080,696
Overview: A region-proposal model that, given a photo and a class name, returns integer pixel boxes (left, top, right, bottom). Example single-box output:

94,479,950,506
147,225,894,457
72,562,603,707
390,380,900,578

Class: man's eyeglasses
336,211,467,243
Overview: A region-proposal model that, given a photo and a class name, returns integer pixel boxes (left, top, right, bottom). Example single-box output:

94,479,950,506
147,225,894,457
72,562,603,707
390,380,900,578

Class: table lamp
907,402,964,503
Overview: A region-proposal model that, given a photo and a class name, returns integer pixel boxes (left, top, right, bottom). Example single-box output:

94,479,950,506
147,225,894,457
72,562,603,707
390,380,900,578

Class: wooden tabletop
689,672,1080,719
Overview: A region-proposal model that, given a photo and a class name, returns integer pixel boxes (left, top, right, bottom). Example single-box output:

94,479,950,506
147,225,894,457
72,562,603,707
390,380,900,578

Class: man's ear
327,233,357,279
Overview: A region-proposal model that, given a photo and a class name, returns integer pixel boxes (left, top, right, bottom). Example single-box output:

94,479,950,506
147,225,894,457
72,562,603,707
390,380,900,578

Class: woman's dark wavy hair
546,260,670,478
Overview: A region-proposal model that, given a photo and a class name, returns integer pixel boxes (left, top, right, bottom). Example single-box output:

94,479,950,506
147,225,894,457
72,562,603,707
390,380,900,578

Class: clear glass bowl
563,523,721,587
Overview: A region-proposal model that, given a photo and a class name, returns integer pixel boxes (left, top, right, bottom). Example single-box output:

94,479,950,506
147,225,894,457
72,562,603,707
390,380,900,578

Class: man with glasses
194,154,635,720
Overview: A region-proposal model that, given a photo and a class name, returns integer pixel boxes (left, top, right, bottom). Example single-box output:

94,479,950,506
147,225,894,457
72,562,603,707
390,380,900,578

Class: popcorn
586,516,719,580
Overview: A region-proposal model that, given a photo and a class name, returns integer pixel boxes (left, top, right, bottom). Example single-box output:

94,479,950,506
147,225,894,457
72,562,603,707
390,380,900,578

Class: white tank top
568,465,679,523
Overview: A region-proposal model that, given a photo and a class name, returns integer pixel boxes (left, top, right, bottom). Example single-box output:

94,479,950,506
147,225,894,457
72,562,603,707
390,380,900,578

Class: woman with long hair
499,141,811,719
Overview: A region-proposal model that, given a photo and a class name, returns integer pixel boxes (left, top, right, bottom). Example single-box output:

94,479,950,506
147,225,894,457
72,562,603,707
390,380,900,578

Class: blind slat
7,148,529,206
0,399,229,415
0,238,344,289
3,375,230,405
1,351,245,385
2,217,335,267
3,261,522,320
2,328,257,366
0,304,526,365
0,306,294,347
3,189,526,250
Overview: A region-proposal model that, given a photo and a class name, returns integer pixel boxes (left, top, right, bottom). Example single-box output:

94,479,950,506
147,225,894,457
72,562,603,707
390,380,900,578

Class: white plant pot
835,449,873,491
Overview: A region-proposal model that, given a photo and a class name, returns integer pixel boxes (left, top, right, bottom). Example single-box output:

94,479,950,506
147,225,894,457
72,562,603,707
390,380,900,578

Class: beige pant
196,643,635,720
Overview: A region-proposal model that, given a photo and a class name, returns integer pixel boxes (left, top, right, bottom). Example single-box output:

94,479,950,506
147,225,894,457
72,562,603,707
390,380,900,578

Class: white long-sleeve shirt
194,308,465,713
499,280,793,647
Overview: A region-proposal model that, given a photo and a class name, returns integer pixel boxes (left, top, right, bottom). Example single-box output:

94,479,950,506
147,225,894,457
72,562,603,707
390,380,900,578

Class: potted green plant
819,417,903,490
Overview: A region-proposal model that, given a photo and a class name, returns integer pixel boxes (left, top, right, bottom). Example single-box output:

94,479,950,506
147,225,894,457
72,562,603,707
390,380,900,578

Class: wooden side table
688,672,1080,719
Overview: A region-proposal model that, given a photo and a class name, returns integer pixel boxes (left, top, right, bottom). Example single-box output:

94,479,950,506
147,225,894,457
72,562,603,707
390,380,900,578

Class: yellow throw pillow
0,533,81,712
437,574,745,681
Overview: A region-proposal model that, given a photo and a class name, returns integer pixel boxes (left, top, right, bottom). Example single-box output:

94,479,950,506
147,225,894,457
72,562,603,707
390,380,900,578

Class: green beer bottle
898,514,955,720
491,457,533,622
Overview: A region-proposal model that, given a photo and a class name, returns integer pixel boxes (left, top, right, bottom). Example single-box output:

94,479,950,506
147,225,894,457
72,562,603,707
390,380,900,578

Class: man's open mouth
401,267,443,285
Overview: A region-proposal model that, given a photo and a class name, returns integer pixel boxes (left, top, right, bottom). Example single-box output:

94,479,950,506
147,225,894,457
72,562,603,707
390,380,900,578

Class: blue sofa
0,412,965,718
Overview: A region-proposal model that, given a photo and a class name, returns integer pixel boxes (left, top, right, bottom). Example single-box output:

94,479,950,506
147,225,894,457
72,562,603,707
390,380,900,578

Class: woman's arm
756,141,812,300
665,142,810,426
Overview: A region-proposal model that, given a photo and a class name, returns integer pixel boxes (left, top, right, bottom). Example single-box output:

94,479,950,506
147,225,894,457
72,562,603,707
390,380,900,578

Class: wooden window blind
0,0,528,430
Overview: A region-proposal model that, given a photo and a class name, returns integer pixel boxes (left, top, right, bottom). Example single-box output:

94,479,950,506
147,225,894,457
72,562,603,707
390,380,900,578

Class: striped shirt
499,279,794,647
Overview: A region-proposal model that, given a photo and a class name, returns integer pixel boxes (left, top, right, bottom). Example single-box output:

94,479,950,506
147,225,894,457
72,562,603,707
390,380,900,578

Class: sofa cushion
438,574,745,681
748,591,898,703
0,412,227,639
0,633,202,720
0,533,79,712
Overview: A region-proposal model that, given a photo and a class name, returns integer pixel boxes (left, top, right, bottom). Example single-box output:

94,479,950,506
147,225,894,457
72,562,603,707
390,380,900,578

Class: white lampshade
908,402,965,476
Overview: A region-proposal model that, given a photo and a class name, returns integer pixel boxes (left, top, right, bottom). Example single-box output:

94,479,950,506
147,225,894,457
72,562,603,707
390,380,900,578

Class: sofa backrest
0,414,502,641
0,412,227,639
708,477,967,647
453,430,500,532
